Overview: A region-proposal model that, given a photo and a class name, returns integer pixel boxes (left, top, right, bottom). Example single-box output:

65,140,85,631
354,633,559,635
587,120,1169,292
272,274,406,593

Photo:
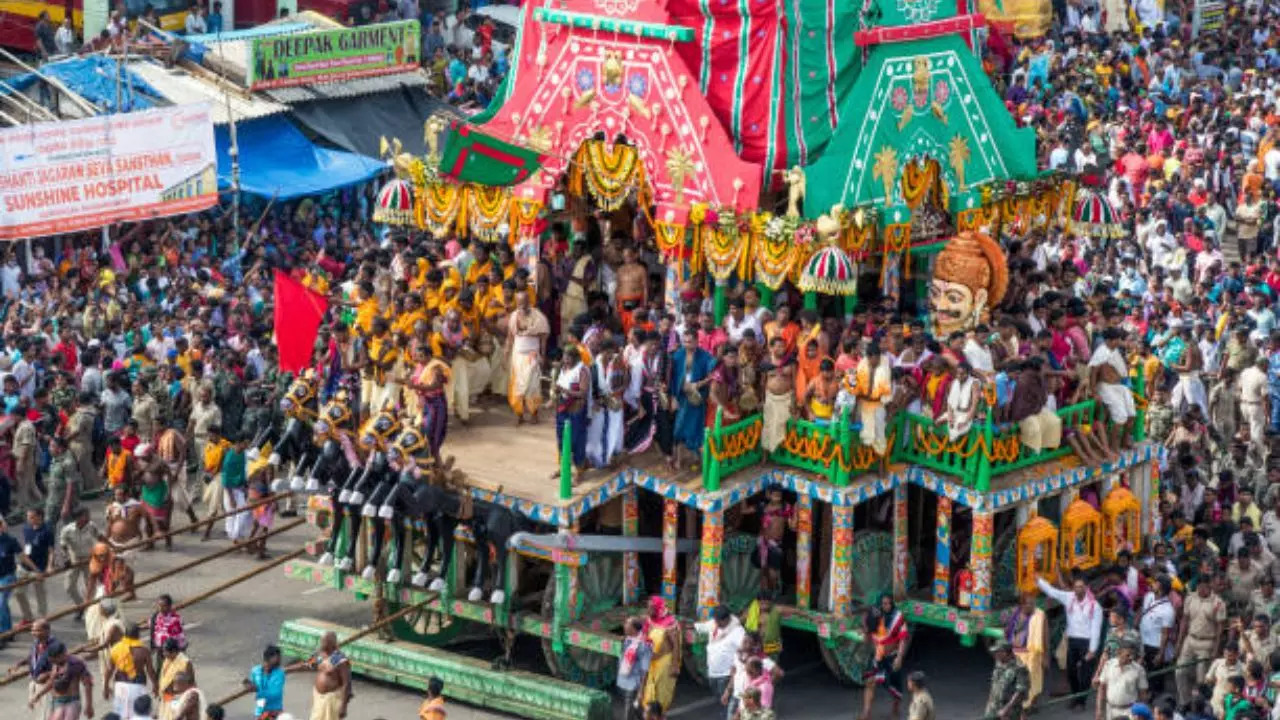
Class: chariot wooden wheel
540,554,632,689
387,529,465,645
678,531,759,685
816,530,913,686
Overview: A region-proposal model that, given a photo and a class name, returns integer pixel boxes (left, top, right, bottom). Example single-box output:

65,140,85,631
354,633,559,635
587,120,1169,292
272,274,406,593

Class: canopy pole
0,47,97,116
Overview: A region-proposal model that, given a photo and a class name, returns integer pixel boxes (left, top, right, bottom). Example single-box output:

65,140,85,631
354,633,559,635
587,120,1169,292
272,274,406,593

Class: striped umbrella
798,243,858,296
373,178,417,226
1070,187,1124,238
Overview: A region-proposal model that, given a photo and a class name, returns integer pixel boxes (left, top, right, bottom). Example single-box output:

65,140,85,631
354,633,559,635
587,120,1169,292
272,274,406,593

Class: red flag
273,269,329,374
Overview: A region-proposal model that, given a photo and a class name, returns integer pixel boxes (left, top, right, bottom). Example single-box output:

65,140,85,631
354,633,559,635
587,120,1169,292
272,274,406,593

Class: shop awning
215,115,385,199
287,84,462,159
439,119,545,187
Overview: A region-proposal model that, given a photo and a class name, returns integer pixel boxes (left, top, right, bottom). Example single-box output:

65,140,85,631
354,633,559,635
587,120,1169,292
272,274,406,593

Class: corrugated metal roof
126,61,288,125
262,69,431,103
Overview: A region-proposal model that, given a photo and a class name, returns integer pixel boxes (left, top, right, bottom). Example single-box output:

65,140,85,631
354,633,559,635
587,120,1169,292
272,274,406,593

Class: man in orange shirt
418,676,446,720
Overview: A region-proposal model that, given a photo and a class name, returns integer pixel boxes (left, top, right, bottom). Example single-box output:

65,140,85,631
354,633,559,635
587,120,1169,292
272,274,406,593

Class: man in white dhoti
586,339,626,467
761,337,796,454
1169,326,1209,418
505,292,549,424
853,344,893,455
1089,328,1136,454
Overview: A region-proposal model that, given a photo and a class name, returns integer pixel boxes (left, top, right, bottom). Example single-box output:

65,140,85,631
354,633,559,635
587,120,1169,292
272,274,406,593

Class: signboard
0,104,218,241
1192,0,1224,36
249,20,421,90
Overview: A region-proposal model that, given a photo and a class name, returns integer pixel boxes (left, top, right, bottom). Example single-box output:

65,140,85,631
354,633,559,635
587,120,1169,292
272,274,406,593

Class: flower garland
752,213,802,290
422,182,463,237
704,211,748,282
582,140,644,211
654,222,687,257
468,185,510,239
881,222,911,288
707,418,763,461
843,223,874,261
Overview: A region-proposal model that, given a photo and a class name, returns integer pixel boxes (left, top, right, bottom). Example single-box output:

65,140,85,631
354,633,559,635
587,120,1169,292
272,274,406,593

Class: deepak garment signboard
249,20,421,90
0,104,217,241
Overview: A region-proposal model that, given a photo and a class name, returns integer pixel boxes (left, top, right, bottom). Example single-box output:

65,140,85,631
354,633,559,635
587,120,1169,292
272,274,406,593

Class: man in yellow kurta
854,344,893,455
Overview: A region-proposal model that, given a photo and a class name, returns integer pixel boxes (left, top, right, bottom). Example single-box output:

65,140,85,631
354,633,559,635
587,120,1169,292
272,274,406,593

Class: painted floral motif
934,79,951,105
627,72,648,98
576,68,596,92
891,86,909,112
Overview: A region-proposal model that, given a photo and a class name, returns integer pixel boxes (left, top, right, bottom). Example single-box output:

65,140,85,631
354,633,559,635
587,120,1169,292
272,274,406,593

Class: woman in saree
640,595,681,712
706,343,742,427
860,593,908,720
1005,593,1048,708
406,343,452,467
506,291,550,425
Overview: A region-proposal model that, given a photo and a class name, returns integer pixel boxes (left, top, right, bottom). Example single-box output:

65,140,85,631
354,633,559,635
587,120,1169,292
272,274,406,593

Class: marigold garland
780,427,895,472
581,140,645,211
422,182,462,237
753,215,800,290
468,185,510,239
707,418,763,462
704,218,747,283
901,160,938,210
654,222,687,257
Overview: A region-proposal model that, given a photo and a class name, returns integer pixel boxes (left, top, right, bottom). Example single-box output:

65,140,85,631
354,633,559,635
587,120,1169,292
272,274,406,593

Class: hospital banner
0,104,217,240
248,20,421,90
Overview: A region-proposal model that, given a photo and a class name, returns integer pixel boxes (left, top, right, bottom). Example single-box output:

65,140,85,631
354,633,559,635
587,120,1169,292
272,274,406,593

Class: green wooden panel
279,618,612,720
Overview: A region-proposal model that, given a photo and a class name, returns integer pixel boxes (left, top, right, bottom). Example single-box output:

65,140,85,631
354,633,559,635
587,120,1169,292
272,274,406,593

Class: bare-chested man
307,631,351,720
105,486,147,547
1170,325,1208,418
30,640,94,720
615,245,648,336
802,358,840,424
761,337,796,455
742,488,796,596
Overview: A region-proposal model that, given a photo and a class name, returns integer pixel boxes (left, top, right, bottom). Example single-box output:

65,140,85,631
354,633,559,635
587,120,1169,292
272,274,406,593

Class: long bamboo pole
209,594,439,708
0,519,305,644
0,547,310,687
0,492,292,594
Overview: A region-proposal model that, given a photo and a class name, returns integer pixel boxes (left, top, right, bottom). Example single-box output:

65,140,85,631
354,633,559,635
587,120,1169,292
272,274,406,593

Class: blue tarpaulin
0,56,163,113
216,115,385,199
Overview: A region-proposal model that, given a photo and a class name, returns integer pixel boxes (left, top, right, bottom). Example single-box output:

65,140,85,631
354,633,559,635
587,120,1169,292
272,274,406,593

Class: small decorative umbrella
373,177,417,226
798,243,859,296
1070,187,1124,238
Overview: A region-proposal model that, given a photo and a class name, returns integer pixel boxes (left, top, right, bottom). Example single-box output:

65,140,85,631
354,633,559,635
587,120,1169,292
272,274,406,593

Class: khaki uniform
909,690,936,720
42,454,76,528
188,400,222,476
59,519,101,607
1243,629,1279,665
1204,657,1244,718
1228,561,1264,609
132,394,159,441
1098,658,1147,719
12,418,39,510
1176,592,1226,705
66,408,97,491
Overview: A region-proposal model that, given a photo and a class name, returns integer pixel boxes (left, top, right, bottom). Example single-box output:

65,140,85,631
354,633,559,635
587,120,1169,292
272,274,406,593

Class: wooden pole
0,519,305,643
210,594,439,708
0,547,309,687
0,492,290,594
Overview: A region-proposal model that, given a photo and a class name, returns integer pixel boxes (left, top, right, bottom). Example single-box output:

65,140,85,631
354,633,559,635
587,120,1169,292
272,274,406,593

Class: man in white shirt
1037,574,1103,709
184,6,206,35
0,251,21,299
693,605,743,704
725,299,762,344
1138,577,1176,694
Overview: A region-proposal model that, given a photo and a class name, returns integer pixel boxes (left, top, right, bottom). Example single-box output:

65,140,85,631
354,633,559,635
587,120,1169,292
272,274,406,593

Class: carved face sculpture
927,231,1008,340
928,278,986,338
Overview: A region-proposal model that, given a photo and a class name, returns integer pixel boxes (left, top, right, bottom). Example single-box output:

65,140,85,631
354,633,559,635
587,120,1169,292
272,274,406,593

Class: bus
0,0,191,54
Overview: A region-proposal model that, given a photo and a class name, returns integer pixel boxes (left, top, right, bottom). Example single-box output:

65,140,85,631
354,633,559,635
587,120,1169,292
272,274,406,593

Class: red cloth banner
273,269,329,374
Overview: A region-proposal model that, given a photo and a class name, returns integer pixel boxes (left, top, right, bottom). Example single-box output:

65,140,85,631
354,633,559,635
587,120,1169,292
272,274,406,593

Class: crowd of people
16,0,1280,718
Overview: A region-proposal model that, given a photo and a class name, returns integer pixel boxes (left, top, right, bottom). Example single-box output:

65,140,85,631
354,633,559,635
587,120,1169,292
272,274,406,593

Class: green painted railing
693,377,1146,493
702,407,764,491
